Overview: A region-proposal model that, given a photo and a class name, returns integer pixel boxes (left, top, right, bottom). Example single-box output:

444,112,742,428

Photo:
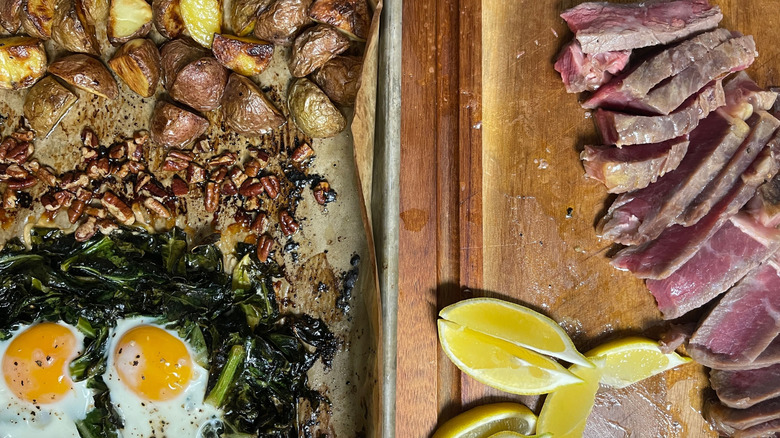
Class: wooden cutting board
397,0,780,436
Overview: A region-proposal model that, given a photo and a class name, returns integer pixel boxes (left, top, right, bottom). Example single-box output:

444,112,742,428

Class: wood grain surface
398,0,780,437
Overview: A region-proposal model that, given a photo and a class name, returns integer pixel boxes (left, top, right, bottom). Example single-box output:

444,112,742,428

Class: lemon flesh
439,298,592,367
585,336,691,388
537,363,602,438
438,320,583,395
432,402,536,438
487,433,553,438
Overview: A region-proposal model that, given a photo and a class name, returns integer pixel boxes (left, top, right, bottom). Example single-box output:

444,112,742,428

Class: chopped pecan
171,176,189,196
133,130,149,145
143,197,171,218
186,163,206,184
162,157,189,171
97,218,118,235
243,158,263,177
279,210,299,236
11,129,34,142
291,143,314,163
194,139,212,154
80,146,98,161
61,172,89,191
85,206,107,218
108,143,127,160
168,149,194,162
239,178,264,197
313,181,336,205
68,199,85,223
101,192,135,225
221,179,238,196
81,127,98,148
209,166,228,183
74,188,93,202
228,167,247,188
86,158,110,179
204,182,219,212
248,148,270,164
6,141,33,164
54,190,74,208
0,138,15,161
126,139,144,161
134,172,152,193
260,175,280,199
256,234,274,262
2,190,17,209
234,209,252,228
207,152,237,168
251,211,269,234
7,176,37,190
143,181,168,199
5,164,28,179
74,217,98,242
33,164,58,187
243,195,261,211
41,192,61,211
123,161,144,175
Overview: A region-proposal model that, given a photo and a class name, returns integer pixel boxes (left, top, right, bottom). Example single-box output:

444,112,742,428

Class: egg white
103,316,223,438
0,322,95,438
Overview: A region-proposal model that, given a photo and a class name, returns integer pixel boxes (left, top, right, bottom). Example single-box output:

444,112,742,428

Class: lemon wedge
438,320,583,395
439,298,592,367
585,337,691,388
537,362,602,437
431,402,537,438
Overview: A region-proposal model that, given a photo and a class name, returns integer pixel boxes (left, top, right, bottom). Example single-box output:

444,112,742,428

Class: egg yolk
2,322,78,404
114,325,193,401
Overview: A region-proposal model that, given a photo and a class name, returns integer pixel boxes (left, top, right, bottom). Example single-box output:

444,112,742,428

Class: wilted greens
0,227,337,437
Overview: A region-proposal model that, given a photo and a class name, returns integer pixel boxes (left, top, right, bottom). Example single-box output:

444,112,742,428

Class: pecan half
260,175,280,199
162,157,189,171
5,164,28,179
74,217,98,242
171,176,189,196
0,138,15,161
168,149,194,162
97,218,118,235
209,166,228,183
239,178,264,197
108,143,127,160
101,192,135,225
187,163,206,184
251,211,269,234
143,197,171,218
291,143,314,163
7,176,37,190
228,167,247,188
6,141,33,164
207,152,237,168
221,179,238,196
68,199,86,223
279,210,299,236
33,164,58,187
204,182,219,212
256,234,274,262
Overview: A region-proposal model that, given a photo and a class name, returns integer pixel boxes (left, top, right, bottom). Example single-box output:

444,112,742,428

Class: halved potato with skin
108,0,152,46
152,0,184,39
23,75,78,138
0,0,23,33
212,34,273,76
108,38,161,97
228,0,271,36
76,0,108,24
289,24,350,77
311,55,361,106
170,57,228,111
222,73,285,135
150,100,209,148
253,0,311,46
52,0,100,54
49,54,118,99
20,0,57,39
309,0,370,41
0,36,47,90
180,0,221,47
287,77,345,138
160,38,207,89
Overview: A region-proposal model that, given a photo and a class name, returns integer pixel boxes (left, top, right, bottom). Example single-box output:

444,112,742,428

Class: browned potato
311,55,361,106
212,34,273,76
20,0,57,39
0,37,47,90
51,0,99,54
170,57,228,112
108,0,152,46
160,38,206,89
49,54,118,99
150,100,209,148
108,38,161,97
151,0,184,39
253,0,311,46
23,75,78,138
0,0,23,33
76,0,108,23
309,0,369,40
221,73,284,135
179,0,221,47
229,0,271,36
287,77,344,138
289,24,349,77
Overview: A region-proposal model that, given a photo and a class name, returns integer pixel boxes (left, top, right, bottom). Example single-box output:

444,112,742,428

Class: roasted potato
253,0,311,46
51,0,99,54
180,0,221,47
212,34,273,76
0,37,47,90
152,0,184,39
160,37,206,89
309,0,369,40
170,57,227,111
108,38,161,97
149,100,209,148
76,0,108,23
49,54,118,99
222,73,284,135
108,0,152,46
311,55,361,106
23,75,78,138
229,0,271,36
289,24,349,77
287,77,344,138
20,0,57,39
0,0,23,33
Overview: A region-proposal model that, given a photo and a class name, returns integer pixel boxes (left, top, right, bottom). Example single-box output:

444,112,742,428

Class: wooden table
397,0,780,436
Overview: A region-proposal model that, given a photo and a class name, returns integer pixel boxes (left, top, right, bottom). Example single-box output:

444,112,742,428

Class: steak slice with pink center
554,40,631,93
706,397,780,436
711,363,780,409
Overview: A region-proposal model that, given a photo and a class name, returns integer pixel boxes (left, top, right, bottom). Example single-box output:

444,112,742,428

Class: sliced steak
706,397,780,435
561,0,723,54
711,363,780,409
595,80,725,146
554,40,631,93
627,35,757,115
723,72,780,118
581,137,689,193
646,213,780,319
681,111,780,225
748,337,780,370
598,111,750,245
747,173,780,228
689,263,780,369
658,323,695,354
731,418,780,438
584,28,733,110
611,135,780,279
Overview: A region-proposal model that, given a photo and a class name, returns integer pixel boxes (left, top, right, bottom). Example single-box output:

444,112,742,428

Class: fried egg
0,322,94,438
103,317,222,437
